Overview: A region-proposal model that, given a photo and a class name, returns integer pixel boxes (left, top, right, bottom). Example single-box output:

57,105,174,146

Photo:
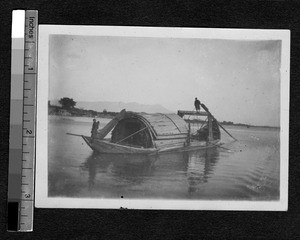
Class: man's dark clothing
194,99,201,111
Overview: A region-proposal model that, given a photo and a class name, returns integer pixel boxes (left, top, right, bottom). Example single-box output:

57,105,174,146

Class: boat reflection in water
81,152,157,193
80,147,220,199
185,148,219,196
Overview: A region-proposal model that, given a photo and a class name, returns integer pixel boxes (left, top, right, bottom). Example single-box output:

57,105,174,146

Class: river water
48,116,280,201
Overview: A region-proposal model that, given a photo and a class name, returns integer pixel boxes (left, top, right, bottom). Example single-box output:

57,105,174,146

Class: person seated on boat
194,98,201,112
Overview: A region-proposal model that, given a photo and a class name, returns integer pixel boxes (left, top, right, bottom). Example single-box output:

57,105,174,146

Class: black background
1,0,300,239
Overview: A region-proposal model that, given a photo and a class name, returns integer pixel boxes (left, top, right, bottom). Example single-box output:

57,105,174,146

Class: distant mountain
50,100,172,113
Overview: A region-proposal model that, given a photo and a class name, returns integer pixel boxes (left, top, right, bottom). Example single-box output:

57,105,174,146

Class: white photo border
36,25,290,210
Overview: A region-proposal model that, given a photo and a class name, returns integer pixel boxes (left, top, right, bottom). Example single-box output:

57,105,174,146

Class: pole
187,122,191,146
115,126,148,144
66,133,83,137
200,103,237,141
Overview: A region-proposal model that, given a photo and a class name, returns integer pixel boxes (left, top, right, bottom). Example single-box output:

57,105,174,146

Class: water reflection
80,152,157,191
186,148,219,195
80,148,220,198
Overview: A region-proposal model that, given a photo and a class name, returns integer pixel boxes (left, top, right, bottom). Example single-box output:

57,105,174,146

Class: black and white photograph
35,26,289,210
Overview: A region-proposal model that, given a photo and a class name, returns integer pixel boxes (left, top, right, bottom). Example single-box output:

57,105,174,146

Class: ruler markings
8,10,25,232
8,10,37,232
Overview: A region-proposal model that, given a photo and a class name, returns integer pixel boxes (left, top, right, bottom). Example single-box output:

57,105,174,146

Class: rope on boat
115,126,149,144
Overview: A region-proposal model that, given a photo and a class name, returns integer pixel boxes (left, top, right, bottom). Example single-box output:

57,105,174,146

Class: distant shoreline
48,105,279,129
185,119,279,129
48,105,116,119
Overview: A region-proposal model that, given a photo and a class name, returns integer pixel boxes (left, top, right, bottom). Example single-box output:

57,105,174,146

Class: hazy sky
49,35,281,126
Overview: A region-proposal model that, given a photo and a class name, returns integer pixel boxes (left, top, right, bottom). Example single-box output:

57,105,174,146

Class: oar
66,133,83,137
200,103,238,142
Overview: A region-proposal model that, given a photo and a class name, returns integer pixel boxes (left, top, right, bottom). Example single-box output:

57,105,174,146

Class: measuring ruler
8,10,38,232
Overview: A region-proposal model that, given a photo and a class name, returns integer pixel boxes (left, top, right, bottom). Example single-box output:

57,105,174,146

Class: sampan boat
69,105,230,155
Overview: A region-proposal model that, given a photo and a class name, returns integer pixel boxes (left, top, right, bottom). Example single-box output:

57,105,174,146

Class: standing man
91,118,98,141
194,98,201,112
96,120,100,130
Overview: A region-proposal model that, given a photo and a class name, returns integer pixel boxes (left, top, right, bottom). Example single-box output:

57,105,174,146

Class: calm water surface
48,116,280,200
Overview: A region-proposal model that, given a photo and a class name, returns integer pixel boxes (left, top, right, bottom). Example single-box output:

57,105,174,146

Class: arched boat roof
123,112,188,138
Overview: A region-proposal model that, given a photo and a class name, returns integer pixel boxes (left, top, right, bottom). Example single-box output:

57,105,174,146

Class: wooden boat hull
156,139,221,154
82,136,221,155
82,136,158,154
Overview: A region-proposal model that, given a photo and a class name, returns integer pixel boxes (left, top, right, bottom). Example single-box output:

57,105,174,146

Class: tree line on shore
48,97,118,118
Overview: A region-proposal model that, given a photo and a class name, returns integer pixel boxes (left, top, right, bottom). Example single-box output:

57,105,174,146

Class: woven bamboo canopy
111,112,189,148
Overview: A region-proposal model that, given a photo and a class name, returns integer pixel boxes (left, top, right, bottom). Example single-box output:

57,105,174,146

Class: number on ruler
26,130,32,134
25,194,31,198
